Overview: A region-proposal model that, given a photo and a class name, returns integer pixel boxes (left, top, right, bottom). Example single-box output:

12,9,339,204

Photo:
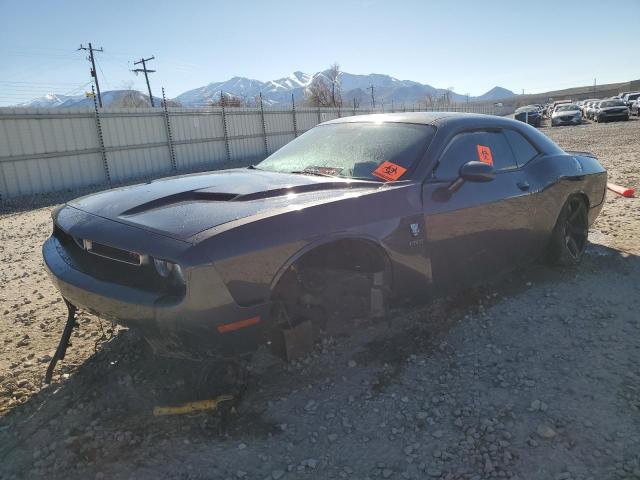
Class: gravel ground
0,118,639,480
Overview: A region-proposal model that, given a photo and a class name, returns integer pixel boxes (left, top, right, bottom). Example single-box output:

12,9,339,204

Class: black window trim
429,127,529,182
501,126,542,168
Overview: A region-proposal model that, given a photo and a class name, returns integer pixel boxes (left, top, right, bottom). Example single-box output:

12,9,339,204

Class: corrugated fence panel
296,109,320,132
101,108,172,182
268,133,296,153
170,108,227,170
226,109,264,165
0,107,105,197
0,105,514,199
264,109,295,154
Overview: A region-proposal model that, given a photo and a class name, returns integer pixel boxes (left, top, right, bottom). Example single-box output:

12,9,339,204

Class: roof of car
322,112,513,128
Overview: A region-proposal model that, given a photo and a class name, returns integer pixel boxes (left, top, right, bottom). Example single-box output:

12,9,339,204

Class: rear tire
546,197,588,266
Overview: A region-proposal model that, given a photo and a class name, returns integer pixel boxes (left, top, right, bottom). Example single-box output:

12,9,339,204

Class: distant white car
551,104,582,126
622,92,640,108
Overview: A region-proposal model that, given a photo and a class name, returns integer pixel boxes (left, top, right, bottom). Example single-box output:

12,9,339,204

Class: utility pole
465,93,470,103
78,43,104,107
367,84,375,108
593,78,596,97
132,56,156,107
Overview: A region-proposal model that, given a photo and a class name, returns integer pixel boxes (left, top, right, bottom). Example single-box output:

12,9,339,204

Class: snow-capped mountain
18,93,80,108
264,71,312,92
13,71,515,108
176,70,515,107
17,90,167,109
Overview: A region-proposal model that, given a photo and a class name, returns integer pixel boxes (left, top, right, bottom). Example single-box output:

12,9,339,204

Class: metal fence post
291,94,298,137
317,105,321,125
162,88,177,171
91,85,110,183
220,98,231,166
259,92,268,157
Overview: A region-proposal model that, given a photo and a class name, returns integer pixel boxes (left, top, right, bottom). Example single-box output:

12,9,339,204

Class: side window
434,130,517,179
504,129,538,167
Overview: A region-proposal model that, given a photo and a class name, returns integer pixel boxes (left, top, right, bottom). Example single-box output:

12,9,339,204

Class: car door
422,129,535,292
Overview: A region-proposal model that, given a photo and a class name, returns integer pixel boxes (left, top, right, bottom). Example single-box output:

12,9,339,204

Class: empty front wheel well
270,238,393,298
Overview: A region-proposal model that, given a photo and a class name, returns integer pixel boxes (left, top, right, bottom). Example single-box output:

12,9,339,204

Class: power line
132,56,156,107
78,43,104,107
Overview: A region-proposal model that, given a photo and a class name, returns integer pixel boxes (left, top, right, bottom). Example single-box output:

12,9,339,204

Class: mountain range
13,70,515,108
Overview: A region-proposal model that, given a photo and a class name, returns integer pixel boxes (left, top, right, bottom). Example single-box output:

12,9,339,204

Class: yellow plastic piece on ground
153,394,234,416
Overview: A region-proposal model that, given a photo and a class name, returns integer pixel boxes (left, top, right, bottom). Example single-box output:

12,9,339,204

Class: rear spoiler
565,150,597,159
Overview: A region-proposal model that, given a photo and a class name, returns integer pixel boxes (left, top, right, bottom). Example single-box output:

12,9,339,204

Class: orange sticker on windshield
372,161,407,181
476,145,493,165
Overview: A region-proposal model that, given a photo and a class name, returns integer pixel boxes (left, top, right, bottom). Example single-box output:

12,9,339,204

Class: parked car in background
584,101,600,120
551,103,582,126
622,92,640,107
593,99,630,123
580,99,599,115
514,106,542,126
631,98,640,116
552,100,572,110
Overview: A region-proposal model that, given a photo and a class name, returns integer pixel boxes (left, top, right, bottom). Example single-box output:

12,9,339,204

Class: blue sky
1,0,638,106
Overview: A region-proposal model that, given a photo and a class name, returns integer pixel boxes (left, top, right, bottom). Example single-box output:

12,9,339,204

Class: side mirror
447,161,494,193
459,161,495,182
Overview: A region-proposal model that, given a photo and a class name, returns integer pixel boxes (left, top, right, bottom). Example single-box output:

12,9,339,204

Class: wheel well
271,238,392,297
554,193,589,227
568,192,590,210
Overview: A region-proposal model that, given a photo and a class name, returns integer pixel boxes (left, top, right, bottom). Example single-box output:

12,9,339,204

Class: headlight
153,258,185,283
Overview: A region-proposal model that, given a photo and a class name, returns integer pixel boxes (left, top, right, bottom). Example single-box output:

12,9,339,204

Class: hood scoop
121,191,238,216
121,181,378,216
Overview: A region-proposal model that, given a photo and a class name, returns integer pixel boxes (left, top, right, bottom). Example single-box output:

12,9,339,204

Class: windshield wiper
289,170,337,178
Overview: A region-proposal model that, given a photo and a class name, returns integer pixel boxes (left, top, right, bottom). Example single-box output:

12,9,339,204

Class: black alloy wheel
547,197,588,266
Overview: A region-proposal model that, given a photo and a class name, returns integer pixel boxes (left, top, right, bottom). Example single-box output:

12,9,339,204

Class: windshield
600,100,625,107
556,104,579,112
257,122,435,181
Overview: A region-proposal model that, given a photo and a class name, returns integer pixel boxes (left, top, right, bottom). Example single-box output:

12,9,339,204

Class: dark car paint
514,109,541,126
595,105,630,121
43,112,607,359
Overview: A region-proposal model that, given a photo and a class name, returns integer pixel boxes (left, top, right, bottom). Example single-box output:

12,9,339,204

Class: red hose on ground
607,183,635,198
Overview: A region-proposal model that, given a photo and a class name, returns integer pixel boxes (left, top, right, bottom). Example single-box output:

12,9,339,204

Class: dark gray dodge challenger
43,112,607,362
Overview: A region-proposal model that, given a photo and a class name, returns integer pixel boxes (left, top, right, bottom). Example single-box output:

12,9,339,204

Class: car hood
552,110,580,117
67,168,382,241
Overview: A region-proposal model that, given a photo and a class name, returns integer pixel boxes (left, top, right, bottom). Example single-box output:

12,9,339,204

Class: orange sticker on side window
372,161,407,181
476,145,493,165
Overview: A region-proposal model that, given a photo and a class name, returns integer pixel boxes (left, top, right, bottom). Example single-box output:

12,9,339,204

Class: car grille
52,225,184,295
560,115,574,121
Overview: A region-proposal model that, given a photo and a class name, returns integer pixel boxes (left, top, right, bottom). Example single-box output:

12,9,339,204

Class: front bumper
43,234,269,360
552,116,581,126
599,112,629,121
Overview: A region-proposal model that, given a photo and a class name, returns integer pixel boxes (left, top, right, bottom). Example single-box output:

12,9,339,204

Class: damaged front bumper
43,232,269,361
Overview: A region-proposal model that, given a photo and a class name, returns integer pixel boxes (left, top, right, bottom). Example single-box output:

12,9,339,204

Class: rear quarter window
504,129,539,167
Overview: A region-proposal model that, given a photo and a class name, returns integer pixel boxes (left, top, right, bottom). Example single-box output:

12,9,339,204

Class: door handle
517,181,530,191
